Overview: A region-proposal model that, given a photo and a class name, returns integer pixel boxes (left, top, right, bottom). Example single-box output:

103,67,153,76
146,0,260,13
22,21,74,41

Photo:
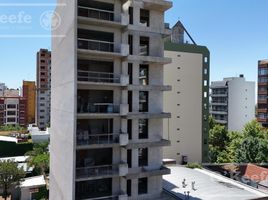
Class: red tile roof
242,164,268,182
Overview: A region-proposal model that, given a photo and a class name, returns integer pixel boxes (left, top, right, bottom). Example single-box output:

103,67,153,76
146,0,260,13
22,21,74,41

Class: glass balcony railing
139,45,149,56
78,38,114,52
77,103,120,114
76,165,118,179
78,6,114,22
77,133,119,146
78,70,120,83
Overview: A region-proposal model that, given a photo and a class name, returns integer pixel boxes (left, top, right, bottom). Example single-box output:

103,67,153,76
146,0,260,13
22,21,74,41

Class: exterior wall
227,78,255,131
23,81,36,124
36,49,51,130
50,0,76,199
163,44,209,164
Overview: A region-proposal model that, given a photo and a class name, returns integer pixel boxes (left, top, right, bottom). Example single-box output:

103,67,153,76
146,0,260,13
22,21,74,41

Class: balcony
125,112,171,119
76,163,128,181
76,132,129,148
126,139,170,149
210,110,228,115
143,0,172,11
78,38,129,58
77,70,129,87
211,101,228,106
78,6,128,28
126,84,172,91
210,93,227,97
77,103,128,118
126,166,170,179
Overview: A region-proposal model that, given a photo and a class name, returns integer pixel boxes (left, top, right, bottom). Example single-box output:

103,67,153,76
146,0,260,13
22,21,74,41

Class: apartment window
127,180,132,196
7,104,16,109
259,77,268,83
129,7,133,25
140,9,150,27
40,116,45,119
128,35,133,55
128,63,133,84
128,91,133,112
127,149,132,168
7,111,16,115
138,148,148,166
41,72,46,76
138,178,148,194
127,119,132,140
258,95,266,100
139,65,149,85
40,110,45,113
41,78,46,82
40,103,45,106
139,119,148,139
40,97,45,100
139,91,149,112
41,66,46,70
7,118,16,122
259,68,268,75
140,37,149,56
41,60,45,63
204,68,208,75
204,80,208,86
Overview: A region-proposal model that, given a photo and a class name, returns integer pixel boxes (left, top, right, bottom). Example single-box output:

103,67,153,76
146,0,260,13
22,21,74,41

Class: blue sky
1,0,268,89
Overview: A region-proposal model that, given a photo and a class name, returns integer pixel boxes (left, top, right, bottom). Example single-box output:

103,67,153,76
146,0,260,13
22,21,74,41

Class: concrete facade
36,49,51,130
163,29,210,164
50,0,172,199
211,76,255,132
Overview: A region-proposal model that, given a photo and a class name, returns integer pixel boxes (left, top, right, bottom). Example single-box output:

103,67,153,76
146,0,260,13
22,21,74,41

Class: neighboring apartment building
0,97,27,127
257,59,268,127
36,49,51,130
0,83,6,96
163,21,210,164
23,81,36,124
50,0,173,200
210,75,255,131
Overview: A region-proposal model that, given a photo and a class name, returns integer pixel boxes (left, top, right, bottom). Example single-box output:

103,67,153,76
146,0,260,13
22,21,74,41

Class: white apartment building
50,1,173,200
210,75,255,132
163,21,210,164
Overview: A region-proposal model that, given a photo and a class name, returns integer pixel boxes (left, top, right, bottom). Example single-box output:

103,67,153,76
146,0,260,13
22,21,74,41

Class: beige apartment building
163,21,210,164
50,0,173,200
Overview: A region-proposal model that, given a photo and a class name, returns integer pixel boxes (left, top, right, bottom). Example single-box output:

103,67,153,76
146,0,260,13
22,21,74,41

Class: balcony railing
78,38,114,52
77,133,119,146
78,70,120,83
78,103,120,114
139,45,149,56
88,196,119,200
78,6,114,21
76,165,118,179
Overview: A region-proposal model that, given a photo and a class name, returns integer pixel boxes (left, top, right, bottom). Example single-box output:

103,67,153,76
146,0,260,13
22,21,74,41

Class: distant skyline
1,0,268,89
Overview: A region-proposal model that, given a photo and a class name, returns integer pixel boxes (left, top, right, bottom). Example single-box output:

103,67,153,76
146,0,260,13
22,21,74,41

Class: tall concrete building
210,75,255,132
23,81,36,124
163,21,210,164
36,49,51,130
50,0,173,200
257,60,268,127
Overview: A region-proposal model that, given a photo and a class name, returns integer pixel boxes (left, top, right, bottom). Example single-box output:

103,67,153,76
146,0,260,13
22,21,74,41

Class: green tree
208,124,229,163
0,160,25,200
235,137,268,163
26,142,49,175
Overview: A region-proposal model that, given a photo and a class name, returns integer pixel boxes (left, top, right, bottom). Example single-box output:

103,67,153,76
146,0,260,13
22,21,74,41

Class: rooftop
163,165,268,200
20,175,46,188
